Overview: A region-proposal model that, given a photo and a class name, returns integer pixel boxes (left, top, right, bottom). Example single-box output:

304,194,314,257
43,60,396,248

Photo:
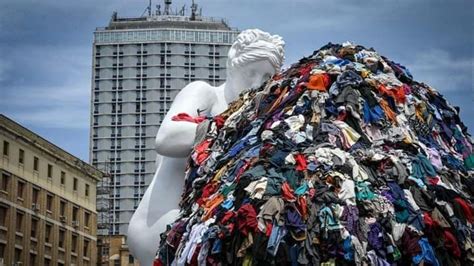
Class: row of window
96,104,169,111
0,174,91,228
94,74,222,81
2,141,89,197
0,207,91,264
92,128,154,138
92,138,146,149
97,61,222,67
93,90,159,99
97,42,227,48
95,46,221,57
94,30,237,44
95,70,221,78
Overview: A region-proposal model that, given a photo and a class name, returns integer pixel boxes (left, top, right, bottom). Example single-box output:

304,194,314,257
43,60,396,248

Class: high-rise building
89,1,239,240
0,114,103,266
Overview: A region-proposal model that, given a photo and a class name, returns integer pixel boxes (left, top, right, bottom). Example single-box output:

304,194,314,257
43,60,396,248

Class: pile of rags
154,42,474,266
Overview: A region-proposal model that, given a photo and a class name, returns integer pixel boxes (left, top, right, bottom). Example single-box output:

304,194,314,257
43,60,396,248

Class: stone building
0,114,103,266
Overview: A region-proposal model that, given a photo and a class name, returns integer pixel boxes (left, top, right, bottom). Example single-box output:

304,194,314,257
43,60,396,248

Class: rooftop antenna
191,0,198,20
148,0,152,16
111,11,118,21
156,4,161,15
141,0,153,17
164,0,172,15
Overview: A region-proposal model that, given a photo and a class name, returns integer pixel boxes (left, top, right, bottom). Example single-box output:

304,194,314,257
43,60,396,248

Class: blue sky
0,0,473,161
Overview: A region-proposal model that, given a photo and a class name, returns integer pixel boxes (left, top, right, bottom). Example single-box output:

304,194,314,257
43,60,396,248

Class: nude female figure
127,29,285,265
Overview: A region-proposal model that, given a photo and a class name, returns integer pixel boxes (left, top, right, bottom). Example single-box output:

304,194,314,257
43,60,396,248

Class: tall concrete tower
90,1,239,263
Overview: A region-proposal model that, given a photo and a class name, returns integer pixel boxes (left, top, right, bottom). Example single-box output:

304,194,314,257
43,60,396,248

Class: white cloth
338,179,356,205
244,177,268,199
284,115,305,131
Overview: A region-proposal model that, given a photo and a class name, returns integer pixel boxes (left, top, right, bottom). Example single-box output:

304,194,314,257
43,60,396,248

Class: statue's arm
155,82,215,157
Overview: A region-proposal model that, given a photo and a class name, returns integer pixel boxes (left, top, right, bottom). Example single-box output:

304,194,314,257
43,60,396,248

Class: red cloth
443,230,461,257
281,182,297,202
297,196,307,220
236,204,258,236
197,182,218,206
194,140,212,165
393,86,407,103
214,115,226,129
153,259,163,266
221,211,235,224
294,154,307,171
336,109,347,121
427,177,439,185
189,244,201,266
298,63,315,77
235,160,251,182
453,197,474,223
171,112,206,123
226,223,235,234
265,222,273,237
423,211,439,229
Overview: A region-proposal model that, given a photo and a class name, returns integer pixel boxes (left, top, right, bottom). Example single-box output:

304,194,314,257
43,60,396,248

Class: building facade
90,6,239,239
0,115,103,266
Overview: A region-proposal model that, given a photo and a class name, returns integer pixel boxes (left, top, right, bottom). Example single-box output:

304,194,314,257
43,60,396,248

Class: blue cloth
319,206,341,231
356,182,375,200
412,238,440,266
227,137,249,157
289,244,299,266
337,70,363,89
387,182,406,201
243,144,261,158
294,182,309,196
211,239,222,254
442,154,466,172
267,224,287,256
363,101,385,124
343,237,354,261
221,198,234,210
411,154,437,181
225,160,247,182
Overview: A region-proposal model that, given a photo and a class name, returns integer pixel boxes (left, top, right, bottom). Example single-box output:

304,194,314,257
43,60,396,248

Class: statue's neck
211,83,229,115
223,74,240,103
213,74,239,115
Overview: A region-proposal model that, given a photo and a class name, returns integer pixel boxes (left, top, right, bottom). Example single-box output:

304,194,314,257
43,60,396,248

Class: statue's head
225,29,285,102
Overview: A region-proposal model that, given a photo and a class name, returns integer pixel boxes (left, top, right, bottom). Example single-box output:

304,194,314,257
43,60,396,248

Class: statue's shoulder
178,80,216,98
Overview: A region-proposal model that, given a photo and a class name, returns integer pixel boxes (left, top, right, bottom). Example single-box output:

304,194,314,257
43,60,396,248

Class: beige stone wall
0,115,103,266
0,131,97,212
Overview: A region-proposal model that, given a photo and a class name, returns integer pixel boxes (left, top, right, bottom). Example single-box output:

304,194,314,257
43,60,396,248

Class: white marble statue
127,29,285,266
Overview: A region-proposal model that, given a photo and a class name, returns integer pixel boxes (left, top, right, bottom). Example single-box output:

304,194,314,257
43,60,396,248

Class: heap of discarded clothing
155,43,474,266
